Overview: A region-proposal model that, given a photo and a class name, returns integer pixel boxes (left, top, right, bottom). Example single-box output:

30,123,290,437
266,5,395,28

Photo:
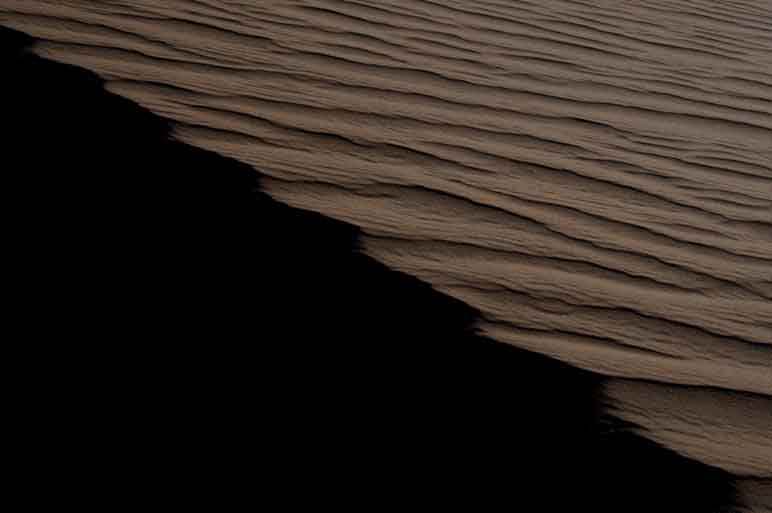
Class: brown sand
2,0,769,505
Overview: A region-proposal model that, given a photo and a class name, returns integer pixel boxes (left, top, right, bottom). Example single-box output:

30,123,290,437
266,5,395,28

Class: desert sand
2,1,769,509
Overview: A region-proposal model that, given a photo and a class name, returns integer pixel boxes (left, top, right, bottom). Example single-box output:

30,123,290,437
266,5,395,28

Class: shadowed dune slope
2,23,753,513
2,0,770,507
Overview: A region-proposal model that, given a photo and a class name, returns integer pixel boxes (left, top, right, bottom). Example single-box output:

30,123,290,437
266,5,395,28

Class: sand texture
2,0,769,505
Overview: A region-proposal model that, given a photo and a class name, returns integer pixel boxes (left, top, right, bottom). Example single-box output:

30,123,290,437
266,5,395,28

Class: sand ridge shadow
1,25,742,512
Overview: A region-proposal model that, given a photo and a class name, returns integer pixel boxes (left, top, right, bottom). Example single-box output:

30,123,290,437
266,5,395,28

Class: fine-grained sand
2,1,769,507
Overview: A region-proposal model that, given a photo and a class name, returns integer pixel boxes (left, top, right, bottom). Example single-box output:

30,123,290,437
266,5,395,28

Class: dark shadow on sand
2,25,741,512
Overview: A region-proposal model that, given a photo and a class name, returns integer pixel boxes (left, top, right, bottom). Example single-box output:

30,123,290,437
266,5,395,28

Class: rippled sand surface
2,1,769,507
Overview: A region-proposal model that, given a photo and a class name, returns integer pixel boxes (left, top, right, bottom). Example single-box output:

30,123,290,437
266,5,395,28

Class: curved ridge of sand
2,1,769,507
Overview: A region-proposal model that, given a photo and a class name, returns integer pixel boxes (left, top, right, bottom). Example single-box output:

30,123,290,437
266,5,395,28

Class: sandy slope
2,0,769,504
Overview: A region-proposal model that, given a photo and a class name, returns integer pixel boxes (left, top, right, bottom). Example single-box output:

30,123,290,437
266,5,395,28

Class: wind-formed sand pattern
2,1,769,509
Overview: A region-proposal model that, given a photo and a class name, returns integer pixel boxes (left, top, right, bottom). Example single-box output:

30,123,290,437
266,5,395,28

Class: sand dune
2,0,769,507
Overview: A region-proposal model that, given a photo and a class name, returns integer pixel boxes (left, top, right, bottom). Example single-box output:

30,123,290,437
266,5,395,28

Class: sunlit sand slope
2,0,769,503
